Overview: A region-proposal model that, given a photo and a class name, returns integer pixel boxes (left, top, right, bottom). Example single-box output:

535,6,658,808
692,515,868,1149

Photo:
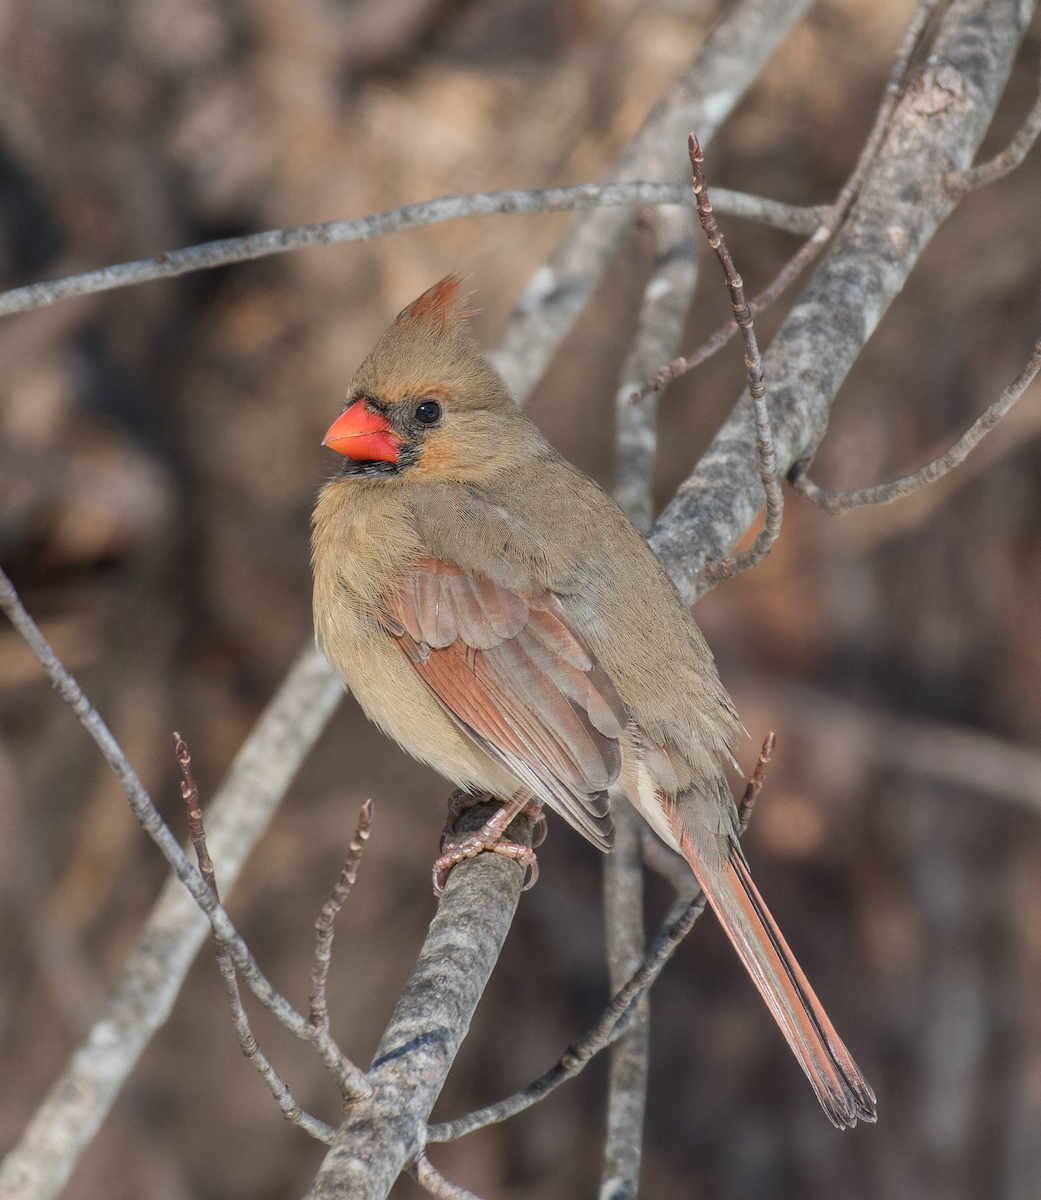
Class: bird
311,273,876,1129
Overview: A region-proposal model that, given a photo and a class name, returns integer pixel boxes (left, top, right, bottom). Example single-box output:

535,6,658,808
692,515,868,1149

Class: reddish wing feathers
383,558,626,849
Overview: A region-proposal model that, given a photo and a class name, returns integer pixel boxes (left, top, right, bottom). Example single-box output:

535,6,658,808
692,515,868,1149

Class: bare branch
709,191,821,235
947,62,1041,192
633,0,943,402
174,734,337,1145
602,194,700,1196
789,332,1041,512
614,204,699,534
428,884,706,1145
650,0,1032,604
0,567,370,1101
0,183,812,320
302,802,536,1200
487,0,817,401
311,800,373,1032
408,1154,486,1200
738,731,776,835
0,641,343,1200
687,134,782,585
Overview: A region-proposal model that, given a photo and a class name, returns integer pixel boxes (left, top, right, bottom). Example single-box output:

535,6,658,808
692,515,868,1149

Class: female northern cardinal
312,275,876,1128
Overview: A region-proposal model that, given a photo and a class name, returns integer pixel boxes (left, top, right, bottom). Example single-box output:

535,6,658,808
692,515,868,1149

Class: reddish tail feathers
681,832,876,1128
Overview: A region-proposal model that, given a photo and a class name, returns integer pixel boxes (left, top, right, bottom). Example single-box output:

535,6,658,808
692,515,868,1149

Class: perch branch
429,738,771,1148
650,0,1033,603
633,0,943,402
788,332,1041,512
428,883,707,1144
302,802,536,1200
175,734,336,1145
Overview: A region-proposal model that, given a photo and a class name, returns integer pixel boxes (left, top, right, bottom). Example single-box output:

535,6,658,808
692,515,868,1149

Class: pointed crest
392,273,473,336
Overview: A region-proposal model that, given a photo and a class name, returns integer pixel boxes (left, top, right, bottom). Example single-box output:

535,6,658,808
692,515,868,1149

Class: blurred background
1,0,1040,1196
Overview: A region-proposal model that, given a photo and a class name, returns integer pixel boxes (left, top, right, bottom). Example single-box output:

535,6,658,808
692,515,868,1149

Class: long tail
679,829,877,1129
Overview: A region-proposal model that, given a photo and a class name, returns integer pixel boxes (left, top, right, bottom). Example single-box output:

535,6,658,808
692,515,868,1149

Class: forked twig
311,800,373,1031
687,134,783,583
428,884,707,1143
0,564,371,1103
174,734,336,1145
633,0,943,403
789,334,1041,513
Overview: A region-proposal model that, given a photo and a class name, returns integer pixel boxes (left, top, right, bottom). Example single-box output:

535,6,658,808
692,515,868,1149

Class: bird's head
322,275,530,483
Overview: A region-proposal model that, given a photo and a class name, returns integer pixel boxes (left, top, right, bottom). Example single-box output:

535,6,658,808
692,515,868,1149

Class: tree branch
176,733,338,1145
613,204,699,535
0,568,370,1096
788,332,1041,512
0,183,814,319
302,802,535,1200
0,639,344,1200
427,883,706,1144
633,0,943,402
486,0,816,401
650,0,1035,603
687,133,782,584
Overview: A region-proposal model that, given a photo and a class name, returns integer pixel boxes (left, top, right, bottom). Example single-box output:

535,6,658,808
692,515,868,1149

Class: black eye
414,400,442,425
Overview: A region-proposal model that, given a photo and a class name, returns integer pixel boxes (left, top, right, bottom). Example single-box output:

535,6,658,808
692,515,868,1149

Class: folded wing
383,557,627,849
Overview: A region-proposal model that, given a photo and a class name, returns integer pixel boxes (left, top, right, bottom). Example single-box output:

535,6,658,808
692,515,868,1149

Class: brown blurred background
1,0,1041,1196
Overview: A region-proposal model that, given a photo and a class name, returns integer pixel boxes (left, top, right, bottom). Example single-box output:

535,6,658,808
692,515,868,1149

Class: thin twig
174,734,336,1144
0,642,344,1200
947,62,1041,192
633,0,942,402
650,0,1025,607
737,732,776,835
311,800,373,1032
0,567,371,1102
788,333,1041,513
427,886,707,1143
687,134,783,583
0,184,813,320
408,1154,487,1200
603,200,698,1200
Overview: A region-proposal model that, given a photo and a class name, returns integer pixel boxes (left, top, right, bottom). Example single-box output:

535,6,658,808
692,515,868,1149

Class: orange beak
322,400,401,464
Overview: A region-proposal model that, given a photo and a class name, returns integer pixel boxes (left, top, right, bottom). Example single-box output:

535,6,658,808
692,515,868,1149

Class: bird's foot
433,789,545,897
